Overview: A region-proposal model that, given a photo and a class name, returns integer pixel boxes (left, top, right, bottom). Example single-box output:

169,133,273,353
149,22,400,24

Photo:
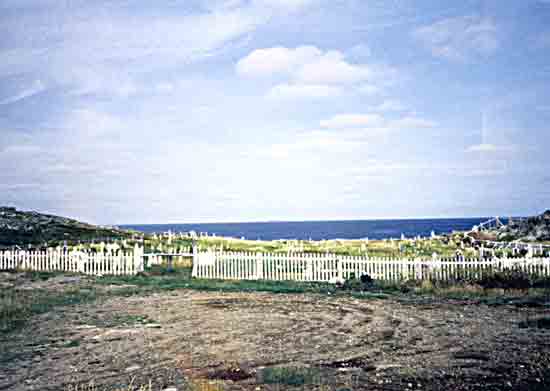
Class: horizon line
116,215,517,226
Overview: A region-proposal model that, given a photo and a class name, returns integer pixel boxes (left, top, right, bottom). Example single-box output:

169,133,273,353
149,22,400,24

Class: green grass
0,285,99,333
144,235,474,258
98,268,339,296
260,366,323,386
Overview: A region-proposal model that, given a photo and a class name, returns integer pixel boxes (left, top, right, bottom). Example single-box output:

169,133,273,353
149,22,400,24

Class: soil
1,275,550,391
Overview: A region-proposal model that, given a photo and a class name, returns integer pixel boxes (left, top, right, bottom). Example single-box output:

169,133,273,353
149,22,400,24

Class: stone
125,365,141,372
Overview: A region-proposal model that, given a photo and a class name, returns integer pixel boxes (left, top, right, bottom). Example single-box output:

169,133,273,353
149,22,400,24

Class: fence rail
192,251,550,283
3,246,550,282
0,246,144,276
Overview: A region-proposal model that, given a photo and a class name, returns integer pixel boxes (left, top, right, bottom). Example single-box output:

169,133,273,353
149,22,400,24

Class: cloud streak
413,15,499,61
0,80,45,105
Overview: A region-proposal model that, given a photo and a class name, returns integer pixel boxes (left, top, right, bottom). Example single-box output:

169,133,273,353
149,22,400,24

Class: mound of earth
0,206,134,247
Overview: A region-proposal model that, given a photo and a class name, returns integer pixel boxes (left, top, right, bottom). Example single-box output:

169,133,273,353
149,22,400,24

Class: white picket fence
192,251,550,283
0,246,144,276
3,246,550,282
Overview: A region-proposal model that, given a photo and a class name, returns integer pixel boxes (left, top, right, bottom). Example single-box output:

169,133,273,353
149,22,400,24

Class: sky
1,0,549,224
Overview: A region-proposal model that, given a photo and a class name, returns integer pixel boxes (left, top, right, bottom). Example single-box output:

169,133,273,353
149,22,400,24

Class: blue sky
1,0,549,224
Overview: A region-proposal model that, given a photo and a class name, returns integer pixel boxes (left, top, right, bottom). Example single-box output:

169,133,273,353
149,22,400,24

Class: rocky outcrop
0,206,133,246
495,210,550,242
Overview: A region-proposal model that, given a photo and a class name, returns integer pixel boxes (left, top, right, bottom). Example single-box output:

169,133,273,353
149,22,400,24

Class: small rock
162,388,177,391
125,365,141,372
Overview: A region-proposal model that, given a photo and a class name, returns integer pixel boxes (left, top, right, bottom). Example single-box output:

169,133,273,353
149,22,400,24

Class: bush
340,273,374,291
477,270,532,290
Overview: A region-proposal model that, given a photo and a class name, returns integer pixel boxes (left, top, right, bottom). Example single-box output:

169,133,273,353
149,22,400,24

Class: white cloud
413,15,499,61
237,46,373,84
236,46,321,77
320,114,385,128
0,80,45,105
466,143,516,153
320,113,436,130
267,83,343,99
294,51,372,84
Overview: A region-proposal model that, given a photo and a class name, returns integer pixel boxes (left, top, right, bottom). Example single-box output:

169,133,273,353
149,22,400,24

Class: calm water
122,217,490,241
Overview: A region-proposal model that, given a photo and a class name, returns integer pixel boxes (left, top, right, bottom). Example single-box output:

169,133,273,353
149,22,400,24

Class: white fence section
0,246,144,276
192,251,550,283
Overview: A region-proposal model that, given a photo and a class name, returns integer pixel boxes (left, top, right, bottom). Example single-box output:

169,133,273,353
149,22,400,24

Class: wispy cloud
320,114,385,128
0,80,45,105
0,2,314,97
320,113,436,130
388,117,437,129
413,15,499,61
466,143,516,153
372,100,407,112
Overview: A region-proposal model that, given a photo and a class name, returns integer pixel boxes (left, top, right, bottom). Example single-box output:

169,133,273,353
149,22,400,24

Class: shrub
340,273,374,291
477,269,532,290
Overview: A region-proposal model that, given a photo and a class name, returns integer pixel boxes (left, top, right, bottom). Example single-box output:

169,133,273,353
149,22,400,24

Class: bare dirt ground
1,275,550,391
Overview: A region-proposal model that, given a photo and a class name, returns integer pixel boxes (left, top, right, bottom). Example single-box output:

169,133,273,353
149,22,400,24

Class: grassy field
41,229,549,261
143,233,479,258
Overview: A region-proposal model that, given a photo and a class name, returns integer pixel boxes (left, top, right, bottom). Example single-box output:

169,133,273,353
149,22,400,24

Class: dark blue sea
122,217,491,241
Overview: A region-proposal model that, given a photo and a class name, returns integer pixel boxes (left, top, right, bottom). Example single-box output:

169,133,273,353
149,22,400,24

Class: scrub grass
3,266,550,335
260,366,324,386
0,285,98,333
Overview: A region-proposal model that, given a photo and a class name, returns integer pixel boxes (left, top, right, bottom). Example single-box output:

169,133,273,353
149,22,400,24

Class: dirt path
1,286,550,390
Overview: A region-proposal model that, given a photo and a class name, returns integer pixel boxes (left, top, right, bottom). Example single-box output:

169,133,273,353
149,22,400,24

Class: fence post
305,255,313,281
256,252,264,280
134,244,144,273
191,242,198,278
337,257,343,282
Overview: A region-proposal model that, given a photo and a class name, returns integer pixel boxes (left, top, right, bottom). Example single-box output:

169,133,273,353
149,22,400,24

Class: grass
99,269,339,296
260,366,324,386
2,266,550,334
0,284,99,333
130,234,478,258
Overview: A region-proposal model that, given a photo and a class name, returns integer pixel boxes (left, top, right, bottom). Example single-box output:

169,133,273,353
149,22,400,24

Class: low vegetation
3,265,550,336
260,366,324,386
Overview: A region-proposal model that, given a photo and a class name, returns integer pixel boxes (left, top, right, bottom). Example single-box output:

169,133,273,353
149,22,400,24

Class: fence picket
0,247,144,276
189,250,550,284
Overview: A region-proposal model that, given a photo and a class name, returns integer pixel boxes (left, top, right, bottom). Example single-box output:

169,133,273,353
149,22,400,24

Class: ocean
122,217,490,241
